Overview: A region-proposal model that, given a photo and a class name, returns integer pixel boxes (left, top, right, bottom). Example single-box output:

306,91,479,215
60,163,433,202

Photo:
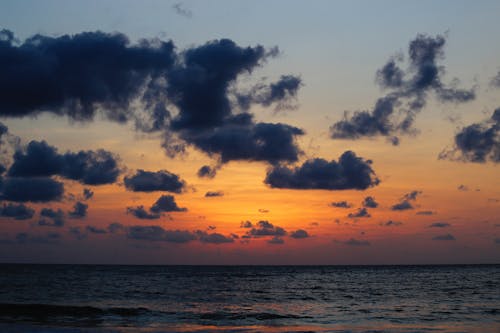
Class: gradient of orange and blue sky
0,0,499,264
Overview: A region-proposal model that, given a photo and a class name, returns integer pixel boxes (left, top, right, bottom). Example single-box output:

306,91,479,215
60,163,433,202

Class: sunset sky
0,0,499,264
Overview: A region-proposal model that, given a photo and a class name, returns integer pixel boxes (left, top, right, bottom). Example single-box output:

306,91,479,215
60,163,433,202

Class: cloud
348,208,371,218
237,75,302,111
457,184,468,191
86,226,107,234
197,231,235,244
330,34,475,144
197,165,217,179
7,140,121,185
267,236,285,245
258,209,269,213
416,210,435,215
15,232,61,244
381,220,403,226
205,191,224,197
0,177,64,202
0,203,34,220
391,201,413,210
38,208,65,227
335,238,371,246
107,222,125,234
150,195,187,213
290,229,309,239
124,169,186,193
184,122,304,165
68,201,88,218
240,221,253,228
83,188,94,200
163,39,304,166
172,2,192,18
126,206,160,220
264,151,379,190
127,195,186,219
128,226,190,242
391,190,421,211
1,31,305,169
432,233,456,241
69,227,87,240
0,29,175,122
439,108,500,163
362,196,378,208
429,222,451,228
247,220,286,237
494,238,500,245
330,201,352,208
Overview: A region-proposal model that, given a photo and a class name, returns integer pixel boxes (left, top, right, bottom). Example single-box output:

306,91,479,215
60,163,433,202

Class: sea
0,264,498,333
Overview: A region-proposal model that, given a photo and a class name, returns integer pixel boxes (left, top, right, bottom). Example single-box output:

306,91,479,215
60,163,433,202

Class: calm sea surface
0,264,498,333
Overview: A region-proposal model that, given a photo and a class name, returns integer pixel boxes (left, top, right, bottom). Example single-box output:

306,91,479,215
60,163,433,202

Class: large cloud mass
330,34,475,144
264,151,379,190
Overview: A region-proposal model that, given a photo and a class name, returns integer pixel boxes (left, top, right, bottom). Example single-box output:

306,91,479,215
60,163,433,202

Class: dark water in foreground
0,265,498,333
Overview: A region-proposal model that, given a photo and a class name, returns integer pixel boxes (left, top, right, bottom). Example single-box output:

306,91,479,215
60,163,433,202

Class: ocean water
0,265,498,333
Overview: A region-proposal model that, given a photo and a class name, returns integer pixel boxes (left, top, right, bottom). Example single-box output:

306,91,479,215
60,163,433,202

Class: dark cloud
429,222,451,228
494,238,500,244
391,191,421,211
348,208,371,218
457,184,468,191
161,39,305,166
197,165,217,179
107,222,125,233
0,203,34,220
197,231,235,244
86,226,107,234
258,209,269,213
184,122,304,165
0,29,175,122
68,201,88,218
381,220,403,226
391,201,414,211
83,188,94,200
69,227,87,240
330,34,475,144
336,238,371,246
150,195,187,213
7,140,121,185
362,196,378,208
264,151,379,190
205,191,224,197
124,169,186,193
416,210,435,215
167,39,269,131
62,150,120,185
1,30,305,169
439,108,500,163
127,226,199,243
290,229,309,239
126,206,160,220
432,233,456,241
267,236,285,245
247,220,286,237
237,75,302,111
240,221,253,228
172,2,192,18
330,201,352,208
38,208,65,227
0,177,64,202
16,232,61,244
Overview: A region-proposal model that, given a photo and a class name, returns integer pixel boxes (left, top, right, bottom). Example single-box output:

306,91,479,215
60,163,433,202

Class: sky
0,0,499,265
